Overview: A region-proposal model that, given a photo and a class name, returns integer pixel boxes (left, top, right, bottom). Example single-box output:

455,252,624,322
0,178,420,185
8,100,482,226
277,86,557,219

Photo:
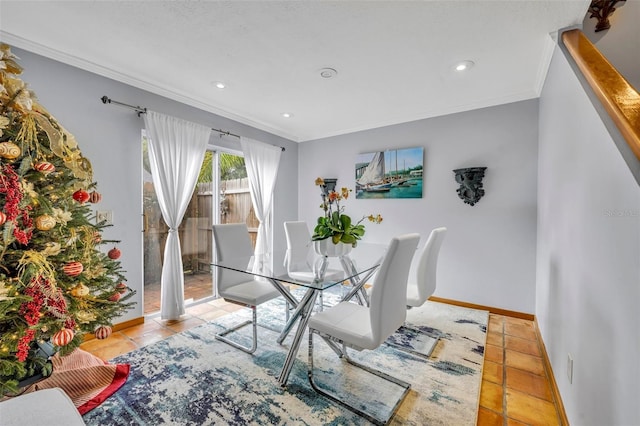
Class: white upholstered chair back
212,223,254,294
368,233,420,346
407,227,447,307
283,221,312,274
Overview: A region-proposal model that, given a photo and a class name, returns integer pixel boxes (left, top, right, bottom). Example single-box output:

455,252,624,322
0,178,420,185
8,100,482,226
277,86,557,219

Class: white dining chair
283,221,344,309
364,227,447,358
400,226,447,357
406,227,447,309
212,223,281,354
307,233,420,425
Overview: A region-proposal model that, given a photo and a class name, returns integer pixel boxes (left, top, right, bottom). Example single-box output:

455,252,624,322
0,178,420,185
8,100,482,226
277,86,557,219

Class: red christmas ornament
0,211,6,226
89,191,102,203
63,261,84,277
34,162,55,175
108,247,121,260
52,328,74,346
94,325,112,340
116,282,128,294
72,189,90,204
108,292,121,302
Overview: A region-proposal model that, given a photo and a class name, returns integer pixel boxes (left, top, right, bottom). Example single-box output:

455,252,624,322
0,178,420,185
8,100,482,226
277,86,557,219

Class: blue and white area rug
83,296,487,425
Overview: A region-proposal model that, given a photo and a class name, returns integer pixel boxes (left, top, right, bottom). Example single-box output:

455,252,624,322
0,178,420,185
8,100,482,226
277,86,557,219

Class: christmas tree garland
0,44,135,395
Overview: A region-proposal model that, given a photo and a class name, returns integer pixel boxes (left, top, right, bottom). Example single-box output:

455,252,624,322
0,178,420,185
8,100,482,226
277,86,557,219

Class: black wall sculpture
453,167,487,206
319,178,337,197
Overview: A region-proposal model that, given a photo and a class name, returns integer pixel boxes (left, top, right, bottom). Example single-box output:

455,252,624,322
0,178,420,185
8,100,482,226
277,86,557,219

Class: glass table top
211,241,388,290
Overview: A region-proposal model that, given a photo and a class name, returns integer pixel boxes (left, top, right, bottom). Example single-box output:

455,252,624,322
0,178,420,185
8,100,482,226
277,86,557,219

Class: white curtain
240,137,282,272
143,111,211,320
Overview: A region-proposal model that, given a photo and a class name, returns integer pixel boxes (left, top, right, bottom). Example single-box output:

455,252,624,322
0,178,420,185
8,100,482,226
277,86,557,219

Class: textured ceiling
0,1,590,142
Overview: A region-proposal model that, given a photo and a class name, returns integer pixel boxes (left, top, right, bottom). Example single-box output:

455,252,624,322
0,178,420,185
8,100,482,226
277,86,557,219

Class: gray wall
14,31,640,424
14,47,300,322
299,100,539,314
538,44,640,425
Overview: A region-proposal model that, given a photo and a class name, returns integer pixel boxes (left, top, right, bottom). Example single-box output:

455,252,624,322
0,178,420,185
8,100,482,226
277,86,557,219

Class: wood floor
81,299,565,425
143,271,214,314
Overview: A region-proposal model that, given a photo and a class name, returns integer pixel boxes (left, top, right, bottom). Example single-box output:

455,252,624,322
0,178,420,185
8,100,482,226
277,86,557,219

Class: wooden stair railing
561,29,640,161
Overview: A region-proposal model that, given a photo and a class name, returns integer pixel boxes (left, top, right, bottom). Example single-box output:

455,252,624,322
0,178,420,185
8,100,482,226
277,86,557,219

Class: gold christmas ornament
35,214,56,231
70,283,90,297
76,310,97,323
52,208,72,226
0,116,9,136
42,242,61,256
0,141,21,159
0,280,12,298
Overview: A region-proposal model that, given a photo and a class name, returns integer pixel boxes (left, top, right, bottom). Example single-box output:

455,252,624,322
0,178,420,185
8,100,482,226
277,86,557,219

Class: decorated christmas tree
0,44,135,395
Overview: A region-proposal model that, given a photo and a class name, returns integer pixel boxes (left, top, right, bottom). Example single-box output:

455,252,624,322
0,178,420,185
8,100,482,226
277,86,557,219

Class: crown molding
0,31,301,143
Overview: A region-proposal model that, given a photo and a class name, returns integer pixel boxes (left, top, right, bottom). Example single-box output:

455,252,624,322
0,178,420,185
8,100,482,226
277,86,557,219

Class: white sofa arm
0,387,85,425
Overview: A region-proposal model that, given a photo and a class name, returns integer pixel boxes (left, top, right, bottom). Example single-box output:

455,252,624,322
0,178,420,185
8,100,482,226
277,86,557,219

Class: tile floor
80,302,565,425
477,314,563,426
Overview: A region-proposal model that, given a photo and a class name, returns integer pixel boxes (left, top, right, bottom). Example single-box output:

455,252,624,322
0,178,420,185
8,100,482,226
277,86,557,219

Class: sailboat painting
355,147,424,199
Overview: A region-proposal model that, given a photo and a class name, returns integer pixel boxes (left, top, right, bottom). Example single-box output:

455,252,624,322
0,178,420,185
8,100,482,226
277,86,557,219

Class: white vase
313,239,353,257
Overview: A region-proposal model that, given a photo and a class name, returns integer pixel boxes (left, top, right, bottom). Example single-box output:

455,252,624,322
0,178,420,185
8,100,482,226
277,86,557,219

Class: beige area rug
83,298,488,425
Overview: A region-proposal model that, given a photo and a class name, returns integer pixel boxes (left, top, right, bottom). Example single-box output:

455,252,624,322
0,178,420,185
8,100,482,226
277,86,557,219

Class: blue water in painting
356,178,423,199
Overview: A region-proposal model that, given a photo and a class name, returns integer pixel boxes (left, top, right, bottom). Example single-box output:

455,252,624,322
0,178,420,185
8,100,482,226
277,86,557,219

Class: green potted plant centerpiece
311,177,382,256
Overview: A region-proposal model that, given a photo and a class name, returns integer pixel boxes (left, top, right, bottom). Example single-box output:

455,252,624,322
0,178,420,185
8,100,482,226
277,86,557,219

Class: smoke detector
319,68,338,78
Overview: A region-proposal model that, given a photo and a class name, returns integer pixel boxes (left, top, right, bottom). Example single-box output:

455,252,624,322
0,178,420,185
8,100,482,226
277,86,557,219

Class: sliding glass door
142,140,255,315
217,152,258,246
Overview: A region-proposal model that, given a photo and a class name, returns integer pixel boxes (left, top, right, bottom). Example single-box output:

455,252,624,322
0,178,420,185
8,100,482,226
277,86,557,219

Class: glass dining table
211,241,388,387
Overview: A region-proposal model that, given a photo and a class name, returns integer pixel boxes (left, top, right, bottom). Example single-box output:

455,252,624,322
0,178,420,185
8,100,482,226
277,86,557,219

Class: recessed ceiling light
282,112,293,118
454,61,475,72
215,81,226,89
319,68,338,79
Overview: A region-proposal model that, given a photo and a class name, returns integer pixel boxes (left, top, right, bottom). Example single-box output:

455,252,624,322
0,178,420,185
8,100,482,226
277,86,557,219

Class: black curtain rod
101,96,285,151
101,95,147,116
210,127,240,139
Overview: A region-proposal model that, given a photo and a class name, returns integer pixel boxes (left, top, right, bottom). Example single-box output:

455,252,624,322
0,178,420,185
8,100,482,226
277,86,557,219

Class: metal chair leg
307,329,410,425
214,305,258,354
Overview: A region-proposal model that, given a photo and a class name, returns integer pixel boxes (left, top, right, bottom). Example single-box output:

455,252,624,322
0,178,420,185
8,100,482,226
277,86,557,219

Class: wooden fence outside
143,178,257,284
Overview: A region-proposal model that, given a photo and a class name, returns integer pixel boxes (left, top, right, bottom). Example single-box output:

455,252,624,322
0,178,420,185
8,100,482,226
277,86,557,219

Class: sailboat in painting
355,147,424,199
356,151,391,193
